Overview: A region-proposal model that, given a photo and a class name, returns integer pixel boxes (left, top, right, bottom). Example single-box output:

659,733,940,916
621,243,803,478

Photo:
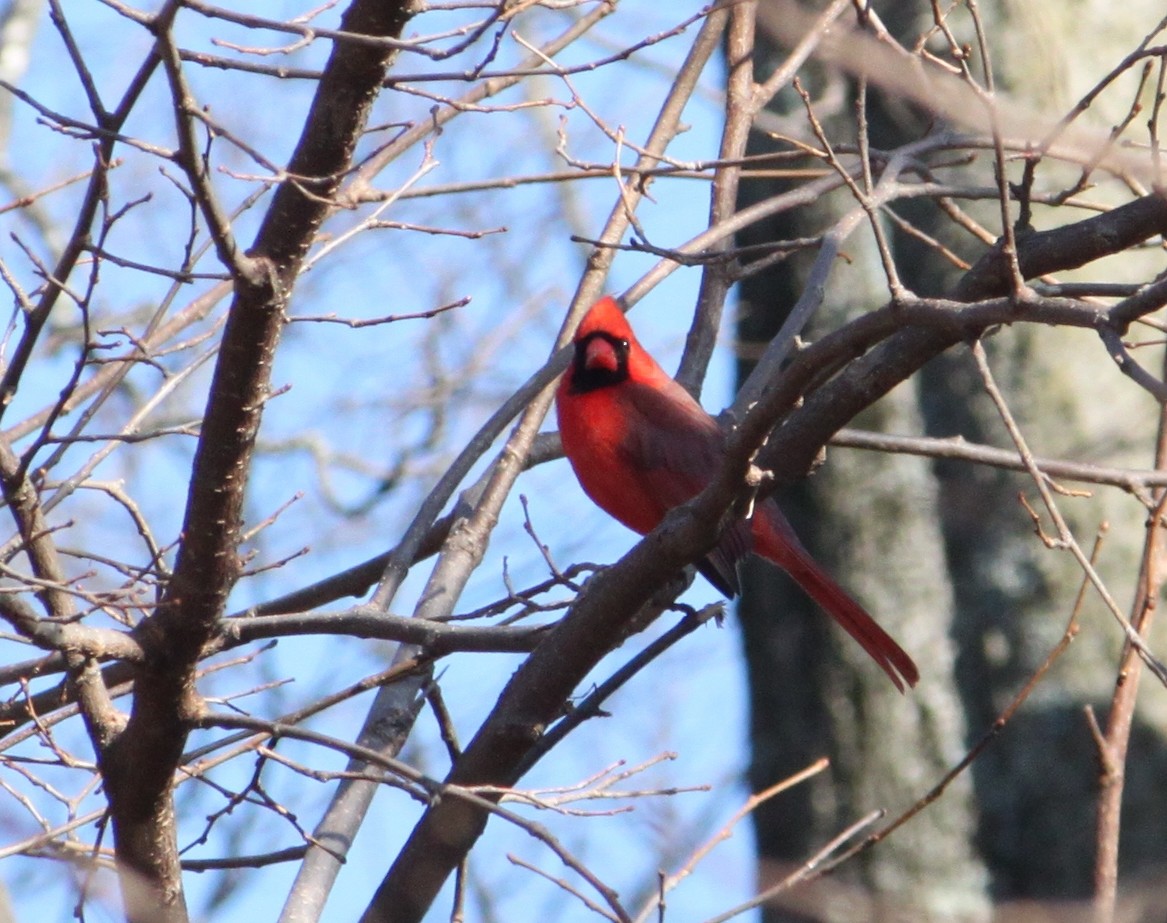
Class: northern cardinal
555,296,918,691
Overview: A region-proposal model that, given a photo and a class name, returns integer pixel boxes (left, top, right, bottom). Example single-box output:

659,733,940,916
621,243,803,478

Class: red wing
614,378,752,595
613,378,723,502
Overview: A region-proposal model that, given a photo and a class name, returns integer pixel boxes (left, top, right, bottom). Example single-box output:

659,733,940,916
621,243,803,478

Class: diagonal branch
357,8,735,921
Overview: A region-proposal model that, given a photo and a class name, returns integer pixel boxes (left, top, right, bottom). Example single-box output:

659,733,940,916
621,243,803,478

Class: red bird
555,296,918,691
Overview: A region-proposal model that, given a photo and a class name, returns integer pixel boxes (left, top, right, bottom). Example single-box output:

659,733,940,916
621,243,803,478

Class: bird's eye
619,338,630,351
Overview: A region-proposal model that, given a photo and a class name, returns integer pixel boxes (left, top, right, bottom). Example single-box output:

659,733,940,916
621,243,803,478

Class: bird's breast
557,388,665,536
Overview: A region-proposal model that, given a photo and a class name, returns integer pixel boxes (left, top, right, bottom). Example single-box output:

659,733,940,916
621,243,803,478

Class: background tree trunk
735,34,987,922
735,4,1167,920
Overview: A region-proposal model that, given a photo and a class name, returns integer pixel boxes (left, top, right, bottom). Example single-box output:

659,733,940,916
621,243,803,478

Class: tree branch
97,3,423,920
956,192,1167,301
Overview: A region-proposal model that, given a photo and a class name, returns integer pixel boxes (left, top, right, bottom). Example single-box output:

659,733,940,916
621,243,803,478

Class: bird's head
568,296,633,393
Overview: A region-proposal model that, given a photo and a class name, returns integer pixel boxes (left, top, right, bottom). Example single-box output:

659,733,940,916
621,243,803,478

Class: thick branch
955,192,1167,301
360,528,727,923
359,7,737,918
101,3,422,921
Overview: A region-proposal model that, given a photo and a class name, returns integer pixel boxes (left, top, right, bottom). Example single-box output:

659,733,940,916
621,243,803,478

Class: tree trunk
735,4,1167,920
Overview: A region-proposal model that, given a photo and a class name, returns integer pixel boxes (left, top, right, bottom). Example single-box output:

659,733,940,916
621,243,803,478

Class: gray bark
736,3,1167,919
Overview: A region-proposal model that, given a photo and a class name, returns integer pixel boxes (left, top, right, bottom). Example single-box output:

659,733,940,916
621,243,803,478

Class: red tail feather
753,504,919,691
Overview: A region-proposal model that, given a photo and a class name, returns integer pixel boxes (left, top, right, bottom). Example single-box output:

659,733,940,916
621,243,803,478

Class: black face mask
569,331,630,394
